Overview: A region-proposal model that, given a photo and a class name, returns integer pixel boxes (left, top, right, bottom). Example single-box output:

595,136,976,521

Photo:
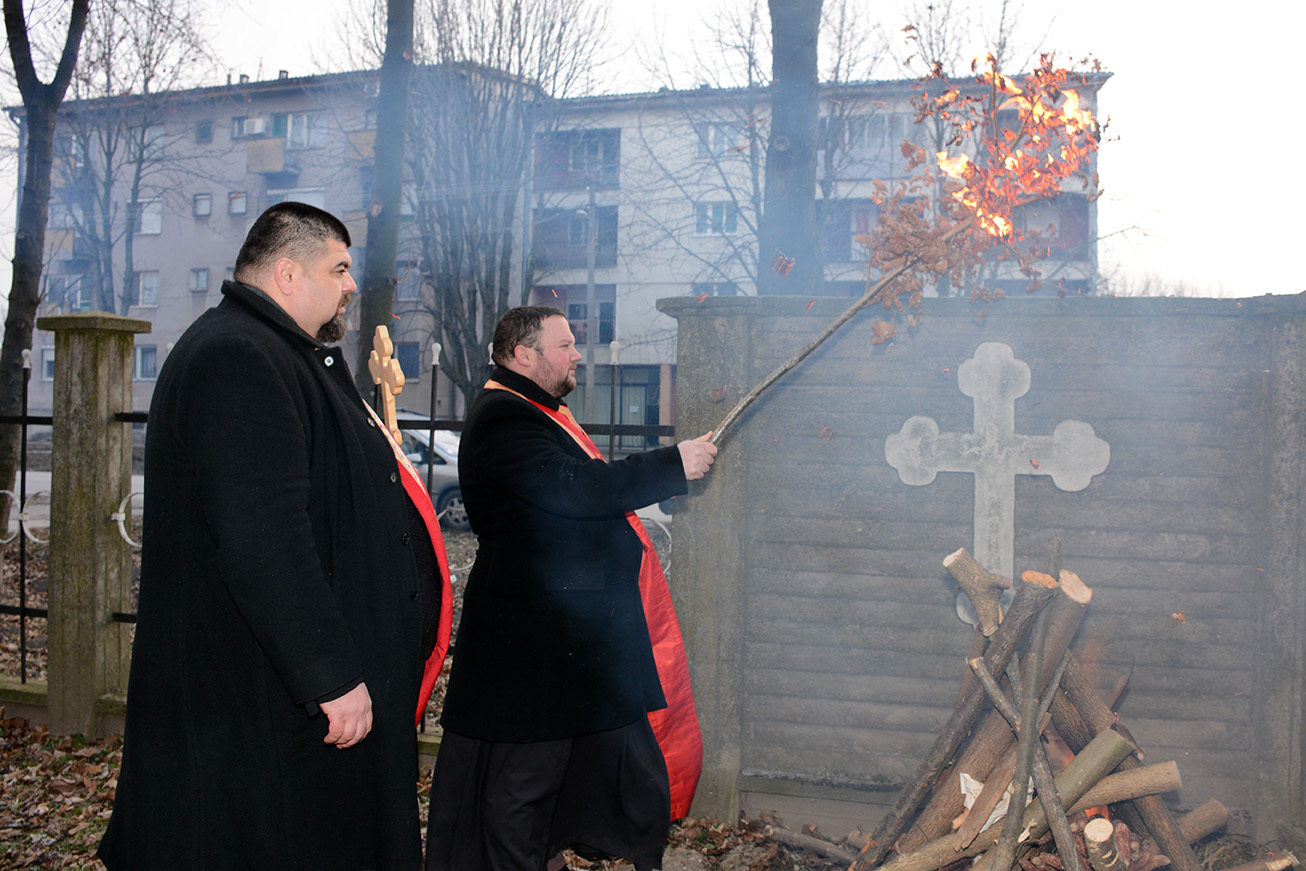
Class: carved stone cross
368,325,405,442
884,342,1110,580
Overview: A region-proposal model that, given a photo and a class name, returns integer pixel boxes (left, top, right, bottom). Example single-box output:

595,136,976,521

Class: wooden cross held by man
368,325,405,442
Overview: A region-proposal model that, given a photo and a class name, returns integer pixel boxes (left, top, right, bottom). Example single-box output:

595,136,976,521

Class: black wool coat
440,367,689,743
98,282,431,871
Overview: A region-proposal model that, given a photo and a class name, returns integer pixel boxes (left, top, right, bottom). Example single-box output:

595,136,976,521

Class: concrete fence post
37,312,151,737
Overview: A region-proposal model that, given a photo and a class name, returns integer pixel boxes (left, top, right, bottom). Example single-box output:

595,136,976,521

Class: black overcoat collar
219,279,333,351
487,365,569,411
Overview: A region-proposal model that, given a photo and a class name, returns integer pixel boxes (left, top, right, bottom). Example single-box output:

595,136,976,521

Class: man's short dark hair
492,306,566,367
233,202,351,284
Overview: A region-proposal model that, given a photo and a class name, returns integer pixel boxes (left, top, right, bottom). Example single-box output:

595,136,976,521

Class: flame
931,59,1100,240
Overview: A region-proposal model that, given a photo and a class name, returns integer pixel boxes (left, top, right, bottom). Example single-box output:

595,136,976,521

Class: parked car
396,415,468,531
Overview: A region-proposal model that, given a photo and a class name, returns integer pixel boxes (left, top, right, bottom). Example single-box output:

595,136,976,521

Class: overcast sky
18,0,1305,299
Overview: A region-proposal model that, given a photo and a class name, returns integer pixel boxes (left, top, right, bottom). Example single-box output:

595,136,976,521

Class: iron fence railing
2,405,674,684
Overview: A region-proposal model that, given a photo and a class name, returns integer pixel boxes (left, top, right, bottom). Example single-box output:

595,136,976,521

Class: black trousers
424,718,670,871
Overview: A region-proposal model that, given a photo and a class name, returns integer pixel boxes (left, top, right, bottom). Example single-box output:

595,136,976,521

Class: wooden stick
878,762,1185,871
765,825,859,864
709,215,981,447
945,548,1011,636
968,652,1082,871
900,572,1091,854
1216,856,1299,871
987,607,1054,871
1085,818,1128,871
1049,658,1202,871
852,573,1059,871
874,731,1135,871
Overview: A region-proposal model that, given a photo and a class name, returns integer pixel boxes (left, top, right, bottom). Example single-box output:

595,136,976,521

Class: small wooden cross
368,325,405,442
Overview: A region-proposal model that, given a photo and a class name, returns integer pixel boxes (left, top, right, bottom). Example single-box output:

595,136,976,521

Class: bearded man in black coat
425,306,717,871
98,203,451,870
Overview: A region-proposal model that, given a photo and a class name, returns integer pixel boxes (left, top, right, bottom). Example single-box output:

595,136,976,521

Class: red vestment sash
483,379,703,820
364,403,454,727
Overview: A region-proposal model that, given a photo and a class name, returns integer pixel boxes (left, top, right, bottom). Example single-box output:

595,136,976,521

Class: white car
396,419,468,531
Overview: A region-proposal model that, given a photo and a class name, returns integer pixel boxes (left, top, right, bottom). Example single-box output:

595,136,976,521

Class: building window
528,285,616,346
195,119,213,143
136,271,160,307
232,116,269,138
566,301,615,346
130,124,166,161
189,268,209,293
395,264,421,300
532,206,619,269
134,345,158,381
535,129,620,190
193,192,212,217
228,191,247,215
395,342,421,380
695,202,738,236
696,122,738,158
54,134,86,169
41,346,55,381
47,201,79,229
225,267,235,282
134,201,162,235
568,213,592,247
272,112,326,149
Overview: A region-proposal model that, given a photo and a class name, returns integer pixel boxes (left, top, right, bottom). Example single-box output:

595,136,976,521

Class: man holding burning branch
425,306,716,871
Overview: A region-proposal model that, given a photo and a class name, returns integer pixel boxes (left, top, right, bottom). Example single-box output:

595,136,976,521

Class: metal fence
0,399,674,685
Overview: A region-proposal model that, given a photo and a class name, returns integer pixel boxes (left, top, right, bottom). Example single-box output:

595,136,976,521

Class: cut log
1085,818,1128,871
1065,761,1182,815
945,547,1011,636
1177,799,1229,844
901,573,1091,854
853,573,1059,871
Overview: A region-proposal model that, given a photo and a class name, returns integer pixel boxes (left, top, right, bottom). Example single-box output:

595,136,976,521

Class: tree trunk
0,0,89,527
758,0,822,295
354,0,414,395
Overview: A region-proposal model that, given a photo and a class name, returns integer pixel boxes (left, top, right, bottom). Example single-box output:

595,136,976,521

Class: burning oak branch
710,55,1104,447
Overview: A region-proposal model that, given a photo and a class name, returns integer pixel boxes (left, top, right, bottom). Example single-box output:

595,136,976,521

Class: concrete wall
662,293,1306,841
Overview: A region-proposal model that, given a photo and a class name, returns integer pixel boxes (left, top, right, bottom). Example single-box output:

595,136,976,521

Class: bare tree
49,0,214,315
353,0,415,396
399,0,607,409
2,0,89,520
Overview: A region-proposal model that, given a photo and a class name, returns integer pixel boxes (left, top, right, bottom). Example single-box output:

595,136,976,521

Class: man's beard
549,371,576,399
316,314,346,343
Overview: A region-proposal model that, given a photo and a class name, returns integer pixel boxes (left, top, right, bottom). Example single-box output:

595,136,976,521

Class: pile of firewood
803,545,1299,871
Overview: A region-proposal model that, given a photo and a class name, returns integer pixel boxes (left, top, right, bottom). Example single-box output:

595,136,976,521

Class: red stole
364,403,454,727
483,379,703,820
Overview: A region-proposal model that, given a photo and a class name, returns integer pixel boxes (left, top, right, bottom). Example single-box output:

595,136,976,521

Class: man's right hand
320,682,373,749
677,432,718,481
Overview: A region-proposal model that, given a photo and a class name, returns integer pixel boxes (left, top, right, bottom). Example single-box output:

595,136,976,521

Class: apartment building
17,67,1104,430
